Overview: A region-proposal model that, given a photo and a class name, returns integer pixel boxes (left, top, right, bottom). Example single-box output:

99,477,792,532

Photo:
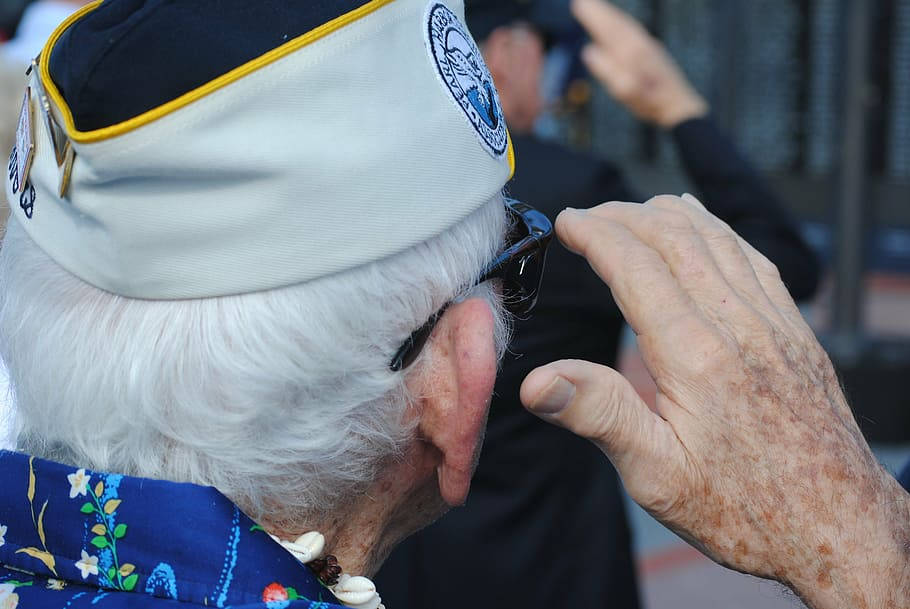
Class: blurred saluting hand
520,195,910,609
572,0,708,128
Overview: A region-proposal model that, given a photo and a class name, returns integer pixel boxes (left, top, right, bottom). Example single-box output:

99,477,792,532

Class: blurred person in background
0,0,35,42
376,0,820,607
1,0,90,64
2,0,91,174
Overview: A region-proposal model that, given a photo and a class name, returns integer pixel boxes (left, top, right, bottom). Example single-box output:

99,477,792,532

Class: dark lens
501,248,545,316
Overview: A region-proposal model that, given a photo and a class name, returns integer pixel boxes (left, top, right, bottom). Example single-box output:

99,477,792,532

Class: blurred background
519,0,910,433
1,0,908,607
527,0,909,606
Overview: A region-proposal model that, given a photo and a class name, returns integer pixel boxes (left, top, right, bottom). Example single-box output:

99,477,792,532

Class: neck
265,442,447,577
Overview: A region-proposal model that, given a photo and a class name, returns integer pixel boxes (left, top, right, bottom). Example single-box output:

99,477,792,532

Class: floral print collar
0,450,346,608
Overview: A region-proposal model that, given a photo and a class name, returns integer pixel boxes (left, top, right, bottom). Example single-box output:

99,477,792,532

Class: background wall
538,0,910,443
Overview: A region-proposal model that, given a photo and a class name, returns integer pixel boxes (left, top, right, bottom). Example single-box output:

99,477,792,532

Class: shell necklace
272,531,384,609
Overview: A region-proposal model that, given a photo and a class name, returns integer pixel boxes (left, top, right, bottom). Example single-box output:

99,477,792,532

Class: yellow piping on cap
506,129,515,179
39,0,398,144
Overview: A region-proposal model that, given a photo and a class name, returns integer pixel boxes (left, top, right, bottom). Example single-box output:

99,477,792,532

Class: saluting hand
572,0,708,128
521,195,910,609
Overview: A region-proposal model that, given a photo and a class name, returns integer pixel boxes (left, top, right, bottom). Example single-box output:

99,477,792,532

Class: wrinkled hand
521,195,910,609
572,0,708,128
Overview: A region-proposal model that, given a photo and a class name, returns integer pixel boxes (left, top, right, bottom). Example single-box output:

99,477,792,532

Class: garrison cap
464,0,568,42
464,0,533,41
6,0,514,299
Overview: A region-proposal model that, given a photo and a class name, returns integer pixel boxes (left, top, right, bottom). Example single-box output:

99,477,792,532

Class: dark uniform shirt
376,117,820,609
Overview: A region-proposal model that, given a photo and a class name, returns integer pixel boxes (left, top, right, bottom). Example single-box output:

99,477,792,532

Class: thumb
520,359,671,473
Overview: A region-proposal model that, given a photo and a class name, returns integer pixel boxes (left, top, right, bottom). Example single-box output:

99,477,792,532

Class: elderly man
1,1,527,607
0,2,907,609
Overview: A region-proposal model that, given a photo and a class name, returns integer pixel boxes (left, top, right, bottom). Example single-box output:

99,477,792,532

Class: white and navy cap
5,0,514,299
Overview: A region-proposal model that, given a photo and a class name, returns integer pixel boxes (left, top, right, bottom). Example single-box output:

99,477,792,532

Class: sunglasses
389,198,553,371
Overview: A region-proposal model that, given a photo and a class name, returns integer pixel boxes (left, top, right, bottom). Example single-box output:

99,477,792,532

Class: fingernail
681,193,699,204
563,206,586,215
530,376,576,415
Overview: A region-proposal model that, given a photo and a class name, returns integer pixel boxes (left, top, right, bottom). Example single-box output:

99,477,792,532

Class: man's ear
411,297,498,507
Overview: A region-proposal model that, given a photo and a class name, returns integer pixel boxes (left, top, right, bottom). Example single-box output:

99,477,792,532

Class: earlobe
415,297,497,507
437,463,472,507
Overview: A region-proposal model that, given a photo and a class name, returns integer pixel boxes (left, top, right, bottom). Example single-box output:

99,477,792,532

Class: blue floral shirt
0,450,349,608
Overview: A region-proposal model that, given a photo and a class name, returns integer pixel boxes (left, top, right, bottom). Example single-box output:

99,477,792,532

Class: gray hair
0,196,509,527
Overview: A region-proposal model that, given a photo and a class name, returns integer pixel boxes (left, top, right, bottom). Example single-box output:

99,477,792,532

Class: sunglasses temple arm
389,303,450,371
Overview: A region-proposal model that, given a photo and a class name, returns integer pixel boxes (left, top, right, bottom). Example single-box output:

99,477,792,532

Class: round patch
426,3,508,158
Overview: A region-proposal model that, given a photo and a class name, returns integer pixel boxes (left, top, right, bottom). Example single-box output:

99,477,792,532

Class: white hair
0,196,509,527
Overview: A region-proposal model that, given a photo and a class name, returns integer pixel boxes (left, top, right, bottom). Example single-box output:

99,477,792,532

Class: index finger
571,0,647,51
556,208,699,344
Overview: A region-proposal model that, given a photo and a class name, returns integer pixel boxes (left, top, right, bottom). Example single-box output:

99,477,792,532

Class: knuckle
662,231,710,280
659,209,695,233
563,215,600,252
647,194,683,209
752,251,781,280
717,231,742,252
674,254,710,285
708,232,751,267
685,332,738,378
661,316,737,377
646,194,684,213
714,217,736,234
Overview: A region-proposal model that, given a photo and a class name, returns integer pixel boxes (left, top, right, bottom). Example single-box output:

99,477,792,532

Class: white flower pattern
75,549,99,580
0,592,18,609
0,524,6,548
0,584,17,609
67,469,90,499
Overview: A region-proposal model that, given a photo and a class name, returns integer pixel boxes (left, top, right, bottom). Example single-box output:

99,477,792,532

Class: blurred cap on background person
0,0,34,41
465,0,533,41
1,1,90,65
465,0,574,44
1,1,91,164
464,0,592,135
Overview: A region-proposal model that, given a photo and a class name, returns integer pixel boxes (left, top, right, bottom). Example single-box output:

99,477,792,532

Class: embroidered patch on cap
426,2,508,158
